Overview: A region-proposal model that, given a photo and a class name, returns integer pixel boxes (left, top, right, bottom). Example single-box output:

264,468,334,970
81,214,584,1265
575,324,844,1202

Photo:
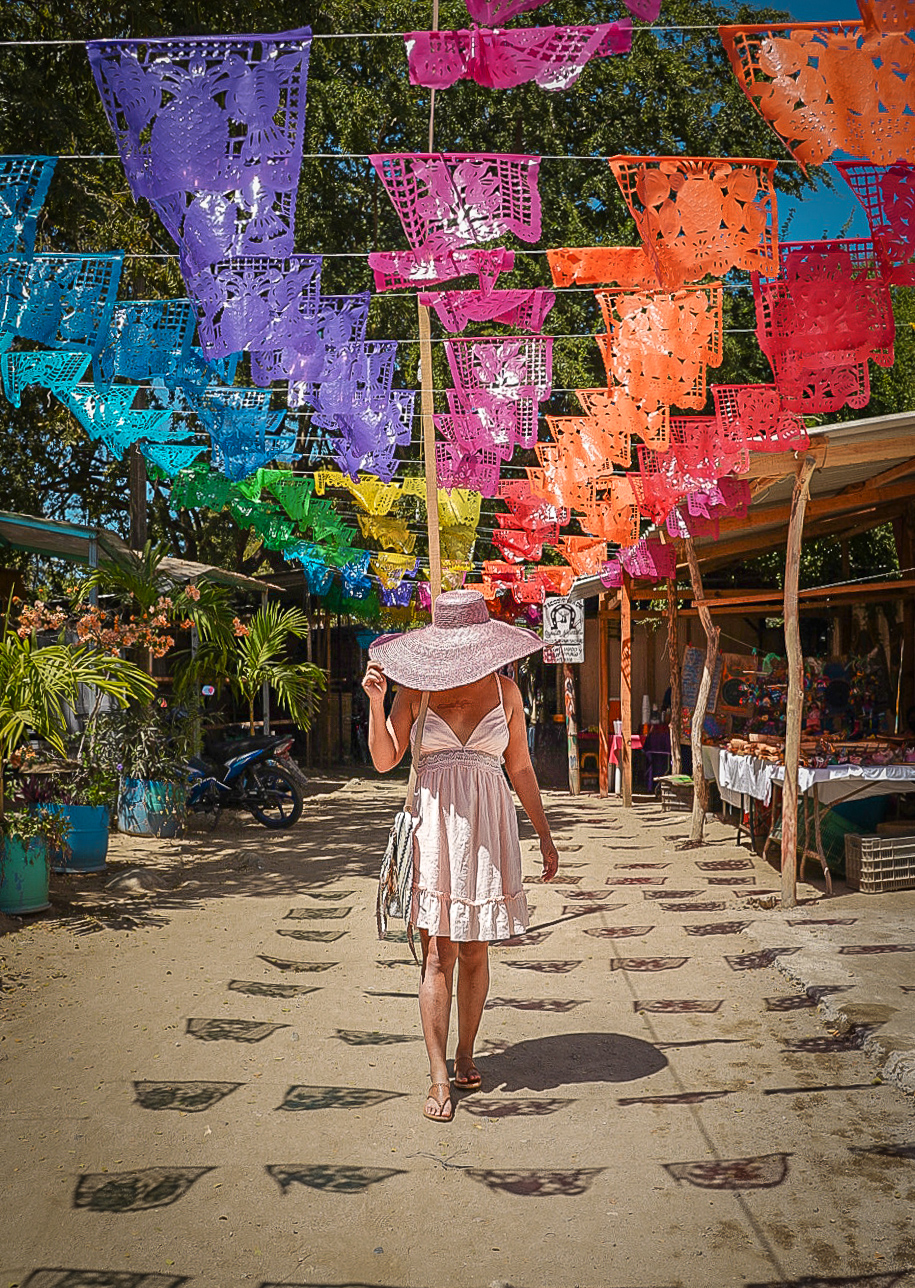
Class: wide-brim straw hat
368,588,542,691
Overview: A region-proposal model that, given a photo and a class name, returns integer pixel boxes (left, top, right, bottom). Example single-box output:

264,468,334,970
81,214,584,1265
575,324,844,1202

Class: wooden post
563,663,580,796
666,575,682,776
418,302,442,602
419,0,442,605
620,572,633,807
684,537,720,846
781,454,817,909
128,445,147,549
599,593,610,797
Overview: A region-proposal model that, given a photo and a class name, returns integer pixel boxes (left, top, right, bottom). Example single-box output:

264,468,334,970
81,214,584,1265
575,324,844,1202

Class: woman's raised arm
362,662,420,772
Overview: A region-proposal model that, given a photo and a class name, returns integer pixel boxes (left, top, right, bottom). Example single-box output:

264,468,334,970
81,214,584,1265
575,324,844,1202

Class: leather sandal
453,1060,482,1090
423,1081,454,1121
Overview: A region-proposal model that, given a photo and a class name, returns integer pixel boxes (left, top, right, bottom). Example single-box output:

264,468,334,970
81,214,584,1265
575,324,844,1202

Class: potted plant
0,599,155,907
0,804,71,915
227,603,325,735
23,759,119,874
94,703,192,839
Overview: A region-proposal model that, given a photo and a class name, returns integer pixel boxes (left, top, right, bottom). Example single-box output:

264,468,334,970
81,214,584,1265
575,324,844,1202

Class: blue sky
782,1,861,15
740,0,871,242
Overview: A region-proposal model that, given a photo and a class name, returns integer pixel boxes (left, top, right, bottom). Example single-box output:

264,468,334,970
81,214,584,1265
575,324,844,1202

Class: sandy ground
2,775,915,1288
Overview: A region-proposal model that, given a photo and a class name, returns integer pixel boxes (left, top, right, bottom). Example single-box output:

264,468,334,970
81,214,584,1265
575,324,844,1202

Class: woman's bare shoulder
499,674,523,705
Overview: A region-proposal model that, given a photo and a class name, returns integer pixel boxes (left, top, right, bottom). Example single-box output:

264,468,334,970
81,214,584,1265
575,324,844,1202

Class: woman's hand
361,661,387,704
539,835,559,882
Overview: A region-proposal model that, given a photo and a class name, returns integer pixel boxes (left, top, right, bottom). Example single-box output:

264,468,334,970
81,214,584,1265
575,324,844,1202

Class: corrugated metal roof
569,410,915,600
0,510,281,595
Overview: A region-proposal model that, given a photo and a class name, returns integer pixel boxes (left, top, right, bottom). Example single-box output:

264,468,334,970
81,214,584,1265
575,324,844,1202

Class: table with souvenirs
696,649,915,892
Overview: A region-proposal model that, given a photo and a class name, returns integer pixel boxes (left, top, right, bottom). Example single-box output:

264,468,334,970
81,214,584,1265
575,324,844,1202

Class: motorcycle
187,734,304,830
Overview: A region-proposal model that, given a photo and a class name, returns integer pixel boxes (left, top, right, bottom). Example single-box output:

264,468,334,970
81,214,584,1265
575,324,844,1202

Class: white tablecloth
703,746,915,807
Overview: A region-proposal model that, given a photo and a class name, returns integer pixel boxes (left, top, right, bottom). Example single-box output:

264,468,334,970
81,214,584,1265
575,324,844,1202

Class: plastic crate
844,832,915,893
657,774,693,812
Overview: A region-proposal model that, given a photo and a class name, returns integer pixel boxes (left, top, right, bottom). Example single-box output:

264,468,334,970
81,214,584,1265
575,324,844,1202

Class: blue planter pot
118,778,185,839
48,804,110,873
0,837,50,914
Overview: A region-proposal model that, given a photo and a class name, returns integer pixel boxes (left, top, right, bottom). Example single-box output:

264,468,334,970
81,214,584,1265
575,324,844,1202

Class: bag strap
403,691,430,816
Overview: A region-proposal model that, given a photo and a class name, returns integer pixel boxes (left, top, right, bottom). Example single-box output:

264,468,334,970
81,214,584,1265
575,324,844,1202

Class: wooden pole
684,537,720,846
598,593,610,797
128,445,147,549
666,575,682,776
620,571,633,807
781,454,817,909
419,0,442,604
563,663,580,796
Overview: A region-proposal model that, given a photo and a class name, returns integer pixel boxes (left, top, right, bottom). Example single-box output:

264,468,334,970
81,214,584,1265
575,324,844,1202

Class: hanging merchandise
370,152,541,250
492,512,561,562
600,539,673,588
0,253,124,354
436,389,538,460
719,21,915,171
202,403,297,482
439,524,478,564
857,1,912,30
405,22,632,94
596,284,723,416
576,387,668,454
530,441,582,509
445,335,553,404
372,553,419,591
547,244,658,289
369,245,516,294
712,383,809,454
141,441,208,476
92,299,197,392
753,238,894,413
0,156,57,256
1,351,90,409
558,536,608,578
169,463,234,513
340,549,373,599
262,471,313,524
87,28,313,277
368,153,540,289
435,442,502,497
188,255,323,359
358,514,417,554
836,161,915,286
259,293,371,386
149,347,240,410
608,156,779,290
464,0,660,19
64,385,182,459
634,416,724,525
418,287,554,333
499,479,569,528
578,473,641,546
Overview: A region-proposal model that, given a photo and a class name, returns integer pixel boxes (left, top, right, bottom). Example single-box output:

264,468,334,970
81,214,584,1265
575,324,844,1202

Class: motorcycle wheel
248,765,303,829
188,781,221,831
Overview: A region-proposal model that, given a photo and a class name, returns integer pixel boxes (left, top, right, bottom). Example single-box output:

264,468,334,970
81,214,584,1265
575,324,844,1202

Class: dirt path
2,778,914,1288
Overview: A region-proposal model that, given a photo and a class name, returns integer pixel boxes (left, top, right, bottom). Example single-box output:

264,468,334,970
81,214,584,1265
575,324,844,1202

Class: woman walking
363,588,559,1121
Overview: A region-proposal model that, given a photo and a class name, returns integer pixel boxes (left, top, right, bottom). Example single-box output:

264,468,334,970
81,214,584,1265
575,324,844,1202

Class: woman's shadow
480,1031,668,1093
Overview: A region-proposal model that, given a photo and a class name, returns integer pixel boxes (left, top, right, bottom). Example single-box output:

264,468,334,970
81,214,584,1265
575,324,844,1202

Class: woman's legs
455,941,490,1082
419,931,458,1117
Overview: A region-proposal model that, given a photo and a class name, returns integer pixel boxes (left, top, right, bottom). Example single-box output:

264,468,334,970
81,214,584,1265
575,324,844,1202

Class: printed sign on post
542,597,584,664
